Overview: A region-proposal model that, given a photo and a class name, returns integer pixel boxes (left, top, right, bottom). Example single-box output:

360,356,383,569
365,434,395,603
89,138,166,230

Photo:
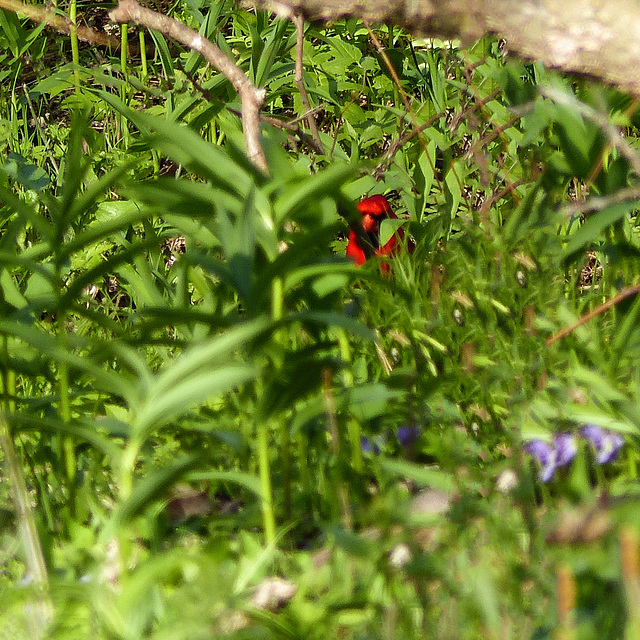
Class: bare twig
0,0,121,47
262,113,325,154
365,21,433,175
477,177,525,219
374,111,442,178
293,14,323,152
560,185,640,219
177,57,325,154
375,88,502,179
366,23,473,210
540,84,640,179
449,87,501,131
110,0,268,173
546,280,640,346
466,116,520,159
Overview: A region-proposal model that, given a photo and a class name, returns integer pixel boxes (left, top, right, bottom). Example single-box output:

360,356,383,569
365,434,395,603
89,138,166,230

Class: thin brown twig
449,87,501,131
546,280,640,346
365,22,444,188
0,0,122,47
477,177,525,218
467,116,520,158
540,84,640,178
110,0,268,173
261,114,325,154
560,185,640,219
177,57,325,154
293,14,323,152
374,111,442,178
460,55,523,208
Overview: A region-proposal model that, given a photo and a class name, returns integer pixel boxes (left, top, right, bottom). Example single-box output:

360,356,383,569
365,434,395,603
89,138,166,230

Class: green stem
0,414,51,633
69,0,80,88
258,420,276,547
271,277,291,521
0,338,50,636
139,30,148,78
58,361,76,490
298,432,311,505
337,330,362,473
56,315,76,517
119,439,142,501
256,276,284,543
119,24,130,146
271,276,283,321
1,336,16,414
628,446,638,480
120,24,129,80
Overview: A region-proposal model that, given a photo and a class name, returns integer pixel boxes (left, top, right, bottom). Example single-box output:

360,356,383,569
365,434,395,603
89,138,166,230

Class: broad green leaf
2,152,49,191
563,407,636,434
133,364,258,437
341,382,404,421
378,217,405,248
564,202,636,257
274,163,357,224
0,320,135,399
379,458,454,491
110,454,201,529
254,17,290,87
188,470,262,499
0,269,27,309
283,262,357,293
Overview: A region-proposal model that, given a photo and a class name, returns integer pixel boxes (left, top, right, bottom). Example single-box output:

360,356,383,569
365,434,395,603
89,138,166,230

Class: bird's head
357,195,395,235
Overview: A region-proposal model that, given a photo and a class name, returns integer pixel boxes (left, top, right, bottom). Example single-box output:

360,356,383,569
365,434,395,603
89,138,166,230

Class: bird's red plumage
346,195,404,273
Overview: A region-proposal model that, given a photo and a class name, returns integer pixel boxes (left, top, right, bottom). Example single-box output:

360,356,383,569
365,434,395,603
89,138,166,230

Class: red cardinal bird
346,194,404,273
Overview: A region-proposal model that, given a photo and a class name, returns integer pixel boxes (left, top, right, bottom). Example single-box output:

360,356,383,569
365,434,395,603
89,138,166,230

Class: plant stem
0,414,51,636
253,276,285,544
270,276,292,521
58,361,76,485
337,329,363,473
139,30,148,78
56,317,76,516
69,0,79,87
257,418,276,547
120,23,129,79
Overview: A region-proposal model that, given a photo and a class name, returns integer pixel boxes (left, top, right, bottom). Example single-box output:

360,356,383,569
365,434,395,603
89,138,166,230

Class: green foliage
0,3,639,639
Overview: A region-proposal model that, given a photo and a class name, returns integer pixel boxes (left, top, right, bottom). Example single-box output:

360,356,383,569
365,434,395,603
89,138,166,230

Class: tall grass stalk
69,0,80,88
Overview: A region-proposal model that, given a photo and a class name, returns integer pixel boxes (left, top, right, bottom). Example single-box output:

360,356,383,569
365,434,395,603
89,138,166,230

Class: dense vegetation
1,1,640,638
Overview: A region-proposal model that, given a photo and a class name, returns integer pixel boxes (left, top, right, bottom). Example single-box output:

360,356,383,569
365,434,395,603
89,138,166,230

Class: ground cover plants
0,1,640,638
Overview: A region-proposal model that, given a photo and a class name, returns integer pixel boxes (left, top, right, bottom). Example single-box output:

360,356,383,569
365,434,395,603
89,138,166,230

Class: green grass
0,3,639,638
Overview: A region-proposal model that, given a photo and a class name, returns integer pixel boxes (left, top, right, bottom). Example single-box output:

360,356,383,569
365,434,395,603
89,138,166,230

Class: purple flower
361,435,381,455
580,424,624,464
397,426,421,448
524,433,577,482
524,439,558,482
554,432,578,467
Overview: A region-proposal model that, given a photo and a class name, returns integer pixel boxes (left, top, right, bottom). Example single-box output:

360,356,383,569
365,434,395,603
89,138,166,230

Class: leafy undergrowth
0,3,639,639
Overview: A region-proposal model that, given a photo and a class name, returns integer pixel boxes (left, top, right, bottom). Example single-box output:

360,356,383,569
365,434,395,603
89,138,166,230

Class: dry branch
110,0,268,173
0,0,121,47
546,281,640,346
251,0,640,100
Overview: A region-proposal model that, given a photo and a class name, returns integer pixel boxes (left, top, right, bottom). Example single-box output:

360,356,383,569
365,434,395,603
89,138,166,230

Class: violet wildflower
397,426,421,448
524,439,557,482
554,432,578,467
524,434,577,482
580,424,624,464
361,435,380,455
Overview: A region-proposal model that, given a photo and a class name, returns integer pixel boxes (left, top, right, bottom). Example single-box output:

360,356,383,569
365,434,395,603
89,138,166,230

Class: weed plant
0,2,639,638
